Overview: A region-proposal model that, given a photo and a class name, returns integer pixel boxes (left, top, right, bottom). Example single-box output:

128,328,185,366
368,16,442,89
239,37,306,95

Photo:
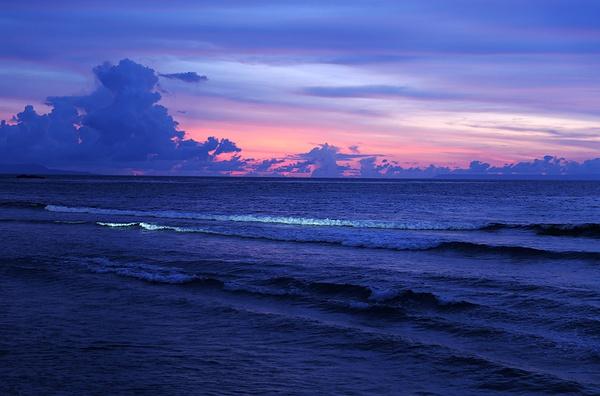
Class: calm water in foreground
1,176,599,395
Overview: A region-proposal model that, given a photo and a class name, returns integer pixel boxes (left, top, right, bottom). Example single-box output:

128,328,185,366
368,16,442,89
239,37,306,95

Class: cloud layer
0,58,598,179
358,155,600,179
254,145,600,179
1,1,599,164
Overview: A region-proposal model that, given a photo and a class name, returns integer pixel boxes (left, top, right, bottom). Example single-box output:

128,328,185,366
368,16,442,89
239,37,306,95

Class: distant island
0,164,90,176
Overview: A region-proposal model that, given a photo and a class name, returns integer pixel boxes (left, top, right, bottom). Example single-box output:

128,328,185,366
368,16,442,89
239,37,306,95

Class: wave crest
20,204,599,239
47,204,483,230
95,221,600,259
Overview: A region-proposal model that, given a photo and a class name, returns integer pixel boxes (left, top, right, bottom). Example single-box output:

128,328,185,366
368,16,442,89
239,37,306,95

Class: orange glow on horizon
181,120,519,168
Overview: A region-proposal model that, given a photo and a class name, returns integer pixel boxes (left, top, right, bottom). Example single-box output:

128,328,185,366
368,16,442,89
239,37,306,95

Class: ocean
1,176,599,395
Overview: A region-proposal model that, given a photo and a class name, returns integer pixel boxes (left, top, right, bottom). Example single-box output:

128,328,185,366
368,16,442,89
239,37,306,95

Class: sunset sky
1,0,599,176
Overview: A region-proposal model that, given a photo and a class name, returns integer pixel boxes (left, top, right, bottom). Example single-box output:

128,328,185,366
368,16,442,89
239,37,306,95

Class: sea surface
1,176,599,395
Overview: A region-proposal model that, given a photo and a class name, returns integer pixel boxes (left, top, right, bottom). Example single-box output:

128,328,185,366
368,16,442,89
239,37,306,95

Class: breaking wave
47,204,484,230
0,202,594,238
95,222,600,259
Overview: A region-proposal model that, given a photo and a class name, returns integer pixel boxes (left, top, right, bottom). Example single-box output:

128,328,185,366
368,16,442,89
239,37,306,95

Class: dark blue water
1,176,599,395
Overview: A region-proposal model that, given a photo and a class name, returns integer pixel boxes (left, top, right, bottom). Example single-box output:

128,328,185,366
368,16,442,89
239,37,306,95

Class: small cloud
255,158,284,172
300,143,345,177
159,72,208,83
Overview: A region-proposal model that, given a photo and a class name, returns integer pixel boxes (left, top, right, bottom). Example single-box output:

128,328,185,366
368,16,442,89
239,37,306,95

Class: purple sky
1,0,599,177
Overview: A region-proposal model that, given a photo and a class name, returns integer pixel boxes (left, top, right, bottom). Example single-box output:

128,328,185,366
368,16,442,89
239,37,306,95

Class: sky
1,0,599,177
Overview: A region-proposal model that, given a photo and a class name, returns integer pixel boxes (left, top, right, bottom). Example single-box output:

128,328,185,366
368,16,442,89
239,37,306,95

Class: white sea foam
48,204,482,230
97,222,138,227
95,221,445,251
96,221,210,233
96,221,597,257
138,222,179,231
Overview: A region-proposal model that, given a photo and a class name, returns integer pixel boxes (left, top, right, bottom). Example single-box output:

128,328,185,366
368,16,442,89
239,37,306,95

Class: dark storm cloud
0,59,244,174
159,72,208,83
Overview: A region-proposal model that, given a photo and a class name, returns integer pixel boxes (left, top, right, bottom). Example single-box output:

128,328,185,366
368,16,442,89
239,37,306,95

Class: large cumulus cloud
0,59,243,174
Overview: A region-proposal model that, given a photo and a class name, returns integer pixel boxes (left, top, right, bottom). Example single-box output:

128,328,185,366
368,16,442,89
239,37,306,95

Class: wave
261,276,373,300
85,258,223,286
95,221,600,259
2,202,593,238
261,276,475,310
95,221,448,250
46,204,484,230
0,218,88,226
83,258,473,314
433,241,600,259
484,222,600,238
529,223,600,238
0,200,46,209
97,222,182,231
